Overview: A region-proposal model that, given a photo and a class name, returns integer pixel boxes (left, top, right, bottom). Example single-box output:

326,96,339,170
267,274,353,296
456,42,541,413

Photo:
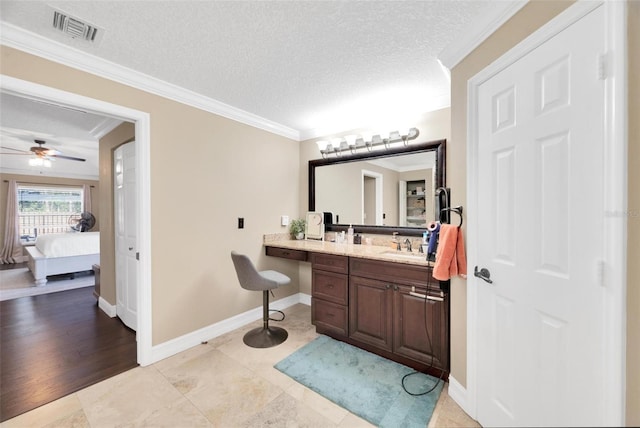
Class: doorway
361,170,382,225
1,75,153,365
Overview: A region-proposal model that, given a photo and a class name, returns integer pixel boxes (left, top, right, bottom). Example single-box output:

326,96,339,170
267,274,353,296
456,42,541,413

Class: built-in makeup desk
264,238,449,379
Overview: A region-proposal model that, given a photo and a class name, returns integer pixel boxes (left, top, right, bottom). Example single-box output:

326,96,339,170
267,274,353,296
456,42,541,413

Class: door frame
0,75,154,366
361,169,383,225
466,1,627,424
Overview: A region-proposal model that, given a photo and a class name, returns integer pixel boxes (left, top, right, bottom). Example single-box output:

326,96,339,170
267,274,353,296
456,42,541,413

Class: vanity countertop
263,238,430,267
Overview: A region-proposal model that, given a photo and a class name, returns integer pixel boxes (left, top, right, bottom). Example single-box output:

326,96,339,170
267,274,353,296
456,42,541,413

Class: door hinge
597,259,606,288
597,53,607,80
136,252,140,261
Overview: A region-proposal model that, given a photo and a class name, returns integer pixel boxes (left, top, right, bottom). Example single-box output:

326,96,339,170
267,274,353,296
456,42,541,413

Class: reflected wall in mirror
309,139,446,236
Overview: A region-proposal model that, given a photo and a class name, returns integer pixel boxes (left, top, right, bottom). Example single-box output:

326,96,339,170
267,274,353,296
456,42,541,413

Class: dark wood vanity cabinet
264,246,308,261
311,253,349,336
349,258,449,375
393,284,449,370
268,245,449,376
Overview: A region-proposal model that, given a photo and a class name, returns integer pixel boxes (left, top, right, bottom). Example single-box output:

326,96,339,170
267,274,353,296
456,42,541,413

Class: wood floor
0,286,138,422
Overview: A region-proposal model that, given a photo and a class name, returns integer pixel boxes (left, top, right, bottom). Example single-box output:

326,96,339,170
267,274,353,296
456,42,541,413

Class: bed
26,231,100,286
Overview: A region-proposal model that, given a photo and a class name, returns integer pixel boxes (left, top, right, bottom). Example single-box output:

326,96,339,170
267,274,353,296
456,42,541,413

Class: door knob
474,266,493,284
128,246,134,251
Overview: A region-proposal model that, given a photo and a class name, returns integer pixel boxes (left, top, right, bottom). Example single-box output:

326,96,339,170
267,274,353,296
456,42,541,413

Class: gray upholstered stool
230,251,291,348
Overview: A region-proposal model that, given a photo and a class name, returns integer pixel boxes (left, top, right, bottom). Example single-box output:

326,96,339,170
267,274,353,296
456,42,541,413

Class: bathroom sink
380,251,427,261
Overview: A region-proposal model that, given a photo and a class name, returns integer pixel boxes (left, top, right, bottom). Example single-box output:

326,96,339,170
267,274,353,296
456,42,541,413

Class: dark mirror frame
309,139,446,237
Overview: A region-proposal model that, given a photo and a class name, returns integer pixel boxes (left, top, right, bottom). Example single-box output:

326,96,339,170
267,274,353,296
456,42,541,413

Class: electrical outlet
238,217,244,229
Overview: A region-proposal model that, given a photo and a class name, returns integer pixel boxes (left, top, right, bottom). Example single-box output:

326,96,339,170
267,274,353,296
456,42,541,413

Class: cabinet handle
326,283,334,288
386,284,391,289
393,285,399,291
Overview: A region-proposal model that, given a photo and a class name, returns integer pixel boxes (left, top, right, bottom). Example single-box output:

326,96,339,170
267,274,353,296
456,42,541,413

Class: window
18,184,84,241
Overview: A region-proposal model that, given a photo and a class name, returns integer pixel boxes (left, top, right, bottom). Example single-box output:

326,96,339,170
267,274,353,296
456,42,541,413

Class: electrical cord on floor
401,265,447,396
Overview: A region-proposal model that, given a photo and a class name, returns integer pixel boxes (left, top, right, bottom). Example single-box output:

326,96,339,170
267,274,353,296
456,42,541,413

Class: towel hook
441,206,463,228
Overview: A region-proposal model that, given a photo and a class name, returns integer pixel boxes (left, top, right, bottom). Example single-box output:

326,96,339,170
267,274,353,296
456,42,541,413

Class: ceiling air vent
52,9,101,43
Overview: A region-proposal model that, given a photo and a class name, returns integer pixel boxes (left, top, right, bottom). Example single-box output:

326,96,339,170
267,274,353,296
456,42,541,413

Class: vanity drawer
312,298,348,337
265,246,308,261
312,270,348,305
350,258,436,289
310,253,348,274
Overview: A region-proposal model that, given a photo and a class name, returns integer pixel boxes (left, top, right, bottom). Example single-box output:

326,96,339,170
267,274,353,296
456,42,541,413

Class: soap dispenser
347,224,354,244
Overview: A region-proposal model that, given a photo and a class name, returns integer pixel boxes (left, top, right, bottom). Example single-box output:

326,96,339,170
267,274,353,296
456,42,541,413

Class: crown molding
0,22,301,141
89,117,123,140
437,0,529,70
0,167,99,181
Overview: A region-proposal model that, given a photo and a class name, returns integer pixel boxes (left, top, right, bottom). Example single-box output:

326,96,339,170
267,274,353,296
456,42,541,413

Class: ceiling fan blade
0,152,31,156
51,154,86,162
1,146,30,154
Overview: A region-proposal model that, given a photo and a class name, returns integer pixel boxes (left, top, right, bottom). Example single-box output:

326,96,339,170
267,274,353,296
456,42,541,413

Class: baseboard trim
447,375,470,417
148,292,311,365
98,297,117,318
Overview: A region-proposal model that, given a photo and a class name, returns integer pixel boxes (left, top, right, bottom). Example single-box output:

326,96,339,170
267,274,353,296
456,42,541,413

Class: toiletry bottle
347,224,354,244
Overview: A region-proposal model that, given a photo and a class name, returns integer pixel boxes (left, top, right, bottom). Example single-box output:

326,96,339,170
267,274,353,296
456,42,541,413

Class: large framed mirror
309,139,446,237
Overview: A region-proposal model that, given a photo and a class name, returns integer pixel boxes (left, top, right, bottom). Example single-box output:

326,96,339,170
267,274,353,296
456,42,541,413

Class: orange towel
433,224,467,281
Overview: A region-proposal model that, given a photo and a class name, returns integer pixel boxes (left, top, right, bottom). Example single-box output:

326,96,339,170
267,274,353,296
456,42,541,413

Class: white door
114,141,137,331
476,6,605,427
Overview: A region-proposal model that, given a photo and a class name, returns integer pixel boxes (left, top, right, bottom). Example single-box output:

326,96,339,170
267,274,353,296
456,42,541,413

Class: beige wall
97,122,135,304
0,46,301,345
626,1,639,425
0,173,100,259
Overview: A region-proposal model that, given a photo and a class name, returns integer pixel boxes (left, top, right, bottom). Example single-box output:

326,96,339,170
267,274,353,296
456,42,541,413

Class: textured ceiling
0,0,501,137
0,0,509,179
0,93,117,179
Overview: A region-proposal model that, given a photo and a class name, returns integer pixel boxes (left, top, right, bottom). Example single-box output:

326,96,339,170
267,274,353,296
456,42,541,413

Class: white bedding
35,231,100,258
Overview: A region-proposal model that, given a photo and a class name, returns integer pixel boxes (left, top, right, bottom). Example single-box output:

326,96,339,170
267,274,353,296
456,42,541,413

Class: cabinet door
349,276,393,351
393,285,449,370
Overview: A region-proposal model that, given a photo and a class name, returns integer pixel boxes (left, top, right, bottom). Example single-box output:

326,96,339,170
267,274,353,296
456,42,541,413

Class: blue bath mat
274,335,443,427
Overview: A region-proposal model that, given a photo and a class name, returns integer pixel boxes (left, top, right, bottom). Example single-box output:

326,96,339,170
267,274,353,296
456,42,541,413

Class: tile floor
2,304,481,427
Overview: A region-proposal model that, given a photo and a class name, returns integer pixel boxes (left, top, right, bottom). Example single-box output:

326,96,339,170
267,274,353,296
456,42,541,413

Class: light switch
281,215,289,226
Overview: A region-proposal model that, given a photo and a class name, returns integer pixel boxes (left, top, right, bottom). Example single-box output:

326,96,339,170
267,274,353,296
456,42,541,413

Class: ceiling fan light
28,157,52,168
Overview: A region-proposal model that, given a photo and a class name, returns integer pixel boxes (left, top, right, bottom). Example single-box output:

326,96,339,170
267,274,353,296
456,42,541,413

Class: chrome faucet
404,238,412,252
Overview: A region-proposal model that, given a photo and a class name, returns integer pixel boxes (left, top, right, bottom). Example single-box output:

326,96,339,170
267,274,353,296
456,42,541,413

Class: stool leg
263,290,269,329
242,289,288,348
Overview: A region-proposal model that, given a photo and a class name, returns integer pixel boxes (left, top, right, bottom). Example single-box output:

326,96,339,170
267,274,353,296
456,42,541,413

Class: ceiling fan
1,139,86,162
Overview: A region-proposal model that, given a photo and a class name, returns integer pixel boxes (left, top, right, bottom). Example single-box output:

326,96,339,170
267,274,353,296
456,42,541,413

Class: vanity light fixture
316,128,420,158
28,157,52,168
